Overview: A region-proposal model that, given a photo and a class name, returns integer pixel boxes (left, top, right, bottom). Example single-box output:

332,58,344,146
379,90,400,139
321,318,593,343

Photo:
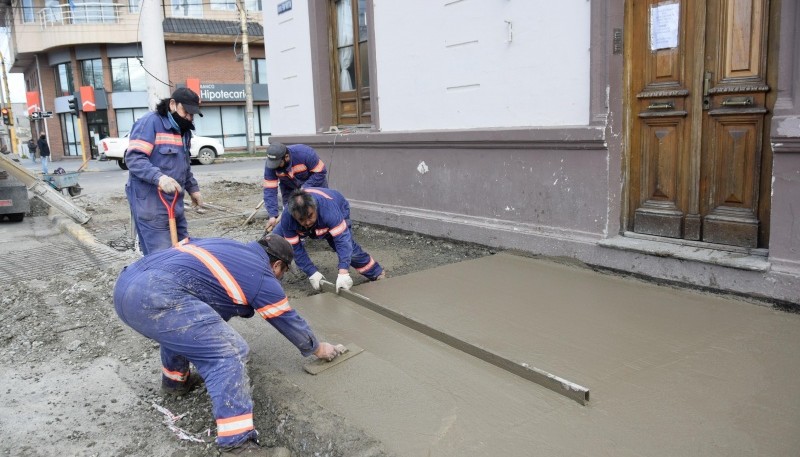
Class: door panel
627,0,773,249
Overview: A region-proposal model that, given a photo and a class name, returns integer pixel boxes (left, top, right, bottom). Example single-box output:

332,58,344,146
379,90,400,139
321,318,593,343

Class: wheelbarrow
43,171,82,197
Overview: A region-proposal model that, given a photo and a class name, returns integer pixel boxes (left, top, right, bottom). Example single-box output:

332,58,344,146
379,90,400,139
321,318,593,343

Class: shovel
158,189,179,246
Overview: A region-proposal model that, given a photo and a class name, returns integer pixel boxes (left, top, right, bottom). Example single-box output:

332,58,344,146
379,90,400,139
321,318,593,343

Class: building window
246,0,263,11
251,59,267,84
80,59,104,89
71,0,116,24
171,0,203,18
194,105,270,148
128,0,140,13
111,57,146,92
22,0,36,23
114,107,150,137
60,113,81,157
44,0,63,23
330,0,371,126
210,0,235,11
55,62,74,96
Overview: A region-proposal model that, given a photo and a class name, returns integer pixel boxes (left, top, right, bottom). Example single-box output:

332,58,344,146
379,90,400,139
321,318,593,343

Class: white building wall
263,0,317,135
373,0,592,131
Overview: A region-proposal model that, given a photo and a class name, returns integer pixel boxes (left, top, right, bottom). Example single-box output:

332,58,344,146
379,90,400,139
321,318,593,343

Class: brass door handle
648,101,675,110
721,96,753,107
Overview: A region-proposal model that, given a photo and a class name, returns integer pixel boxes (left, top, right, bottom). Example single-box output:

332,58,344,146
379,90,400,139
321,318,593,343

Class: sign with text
278,0,292,14
198,84,268,102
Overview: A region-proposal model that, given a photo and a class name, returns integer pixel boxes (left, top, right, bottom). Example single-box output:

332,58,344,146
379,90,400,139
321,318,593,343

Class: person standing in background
37,133,50,175
27,138,37,163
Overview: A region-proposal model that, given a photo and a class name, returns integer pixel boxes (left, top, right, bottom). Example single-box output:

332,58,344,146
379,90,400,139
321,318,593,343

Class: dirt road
1,174,493,457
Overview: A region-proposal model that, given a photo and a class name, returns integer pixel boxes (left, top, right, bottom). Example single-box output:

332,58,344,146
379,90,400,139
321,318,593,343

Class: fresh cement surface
238,253,800,457
8,196,799,456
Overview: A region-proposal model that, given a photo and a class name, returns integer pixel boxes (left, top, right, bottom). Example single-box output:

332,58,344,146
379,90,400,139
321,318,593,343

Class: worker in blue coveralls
125,87,205,255
113,234,345,456
263,142,328,233
274,188,386,293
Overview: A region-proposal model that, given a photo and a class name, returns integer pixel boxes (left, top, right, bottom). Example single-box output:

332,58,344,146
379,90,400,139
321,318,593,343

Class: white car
99,132,225,169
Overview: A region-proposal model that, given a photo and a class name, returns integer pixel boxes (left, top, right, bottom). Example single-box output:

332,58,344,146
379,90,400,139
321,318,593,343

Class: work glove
308,271,325,291
314,342,348,362
336,273,353,293
158,175,181,194
189,191,206,213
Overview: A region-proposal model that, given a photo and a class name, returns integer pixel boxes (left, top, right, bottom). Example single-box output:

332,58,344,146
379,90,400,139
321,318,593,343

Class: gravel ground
1,179,494,457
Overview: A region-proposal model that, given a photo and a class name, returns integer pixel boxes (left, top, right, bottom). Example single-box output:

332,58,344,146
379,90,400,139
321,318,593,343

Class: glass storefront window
193,105,270,148
111,57,146,92
115,107,150,137
56,62,74,96
80,59,104,89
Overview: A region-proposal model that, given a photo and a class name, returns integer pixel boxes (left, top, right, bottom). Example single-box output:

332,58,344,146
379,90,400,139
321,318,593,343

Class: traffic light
1,108,11,126
68,96,78,115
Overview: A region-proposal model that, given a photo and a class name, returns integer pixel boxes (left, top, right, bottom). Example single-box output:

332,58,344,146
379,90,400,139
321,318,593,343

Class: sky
1,28,28,104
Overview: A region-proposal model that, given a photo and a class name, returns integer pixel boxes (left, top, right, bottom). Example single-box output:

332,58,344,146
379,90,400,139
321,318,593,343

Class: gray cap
266,142,288,169
258,234,294,266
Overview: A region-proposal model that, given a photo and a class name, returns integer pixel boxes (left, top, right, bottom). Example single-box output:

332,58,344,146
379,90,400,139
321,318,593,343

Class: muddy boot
219,439,291,456
161,372,203,397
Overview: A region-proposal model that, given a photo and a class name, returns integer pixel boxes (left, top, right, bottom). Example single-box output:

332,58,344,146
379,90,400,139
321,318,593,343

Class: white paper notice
650,2,680,51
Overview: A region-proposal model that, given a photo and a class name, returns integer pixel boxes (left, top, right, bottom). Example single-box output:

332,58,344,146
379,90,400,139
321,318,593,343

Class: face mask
173,113,195,133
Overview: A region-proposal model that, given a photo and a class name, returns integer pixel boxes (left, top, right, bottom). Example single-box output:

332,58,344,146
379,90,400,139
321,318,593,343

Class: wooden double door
626,0,776,248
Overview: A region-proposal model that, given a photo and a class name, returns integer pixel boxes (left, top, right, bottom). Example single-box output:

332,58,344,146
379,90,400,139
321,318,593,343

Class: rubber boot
161,372,203,397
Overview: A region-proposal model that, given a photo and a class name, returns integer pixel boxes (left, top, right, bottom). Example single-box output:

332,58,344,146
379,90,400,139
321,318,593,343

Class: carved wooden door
627,0,774,248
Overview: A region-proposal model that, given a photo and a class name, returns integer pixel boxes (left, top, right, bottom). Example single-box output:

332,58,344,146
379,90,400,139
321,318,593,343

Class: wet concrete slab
244,252,800,457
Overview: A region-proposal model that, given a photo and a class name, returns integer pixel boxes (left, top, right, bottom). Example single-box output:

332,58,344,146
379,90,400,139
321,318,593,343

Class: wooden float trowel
303,343,364,375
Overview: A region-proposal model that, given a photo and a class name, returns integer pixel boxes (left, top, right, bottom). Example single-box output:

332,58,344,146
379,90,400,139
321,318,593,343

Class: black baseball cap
171,87,203,117
258,234,294,266
265,142,288,169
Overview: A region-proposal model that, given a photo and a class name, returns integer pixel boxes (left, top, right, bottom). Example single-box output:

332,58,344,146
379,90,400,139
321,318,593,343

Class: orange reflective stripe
329,220,347,237
314,227,329,237
263,179,279,188
256,297,291,319
356,257,376,273
217,413,254,437
310,160,325,173
162,367,188,382
292,164,308,173
129,139,154,155
285,236,300,245
155,133,183,146
306,188,332,199
175,244,248,305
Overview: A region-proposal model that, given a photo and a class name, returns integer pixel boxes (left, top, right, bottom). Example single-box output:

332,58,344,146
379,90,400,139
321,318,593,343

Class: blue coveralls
113,238,319,448
273,188,383,280
263,144,328,218
125,111,199,255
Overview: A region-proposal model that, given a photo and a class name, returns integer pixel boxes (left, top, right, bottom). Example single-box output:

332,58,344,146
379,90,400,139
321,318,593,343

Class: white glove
336,273,353,292
158,175,181,194
308,271,325,291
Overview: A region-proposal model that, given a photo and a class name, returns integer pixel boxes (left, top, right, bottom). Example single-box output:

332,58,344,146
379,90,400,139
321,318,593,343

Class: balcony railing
36,3,122,27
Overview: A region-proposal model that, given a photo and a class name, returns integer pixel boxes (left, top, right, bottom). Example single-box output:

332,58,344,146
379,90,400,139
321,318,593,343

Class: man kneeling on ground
113,234,344,456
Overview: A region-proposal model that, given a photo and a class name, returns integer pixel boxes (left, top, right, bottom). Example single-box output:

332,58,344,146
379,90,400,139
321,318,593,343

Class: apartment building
1,0,269,161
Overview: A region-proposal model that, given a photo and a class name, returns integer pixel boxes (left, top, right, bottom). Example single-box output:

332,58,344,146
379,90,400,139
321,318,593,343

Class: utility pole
236,0,255,154
142,0,170,107
0,51,19,157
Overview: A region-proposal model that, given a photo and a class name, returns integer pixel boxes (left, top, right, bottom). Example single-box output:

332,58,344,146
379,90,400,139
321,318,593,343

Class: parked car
98,132,225,170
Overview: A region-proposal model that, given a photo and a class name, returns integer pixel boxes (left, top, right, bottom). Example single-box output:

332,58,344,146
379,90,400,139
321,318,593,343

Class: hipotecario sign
198,84,268,102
